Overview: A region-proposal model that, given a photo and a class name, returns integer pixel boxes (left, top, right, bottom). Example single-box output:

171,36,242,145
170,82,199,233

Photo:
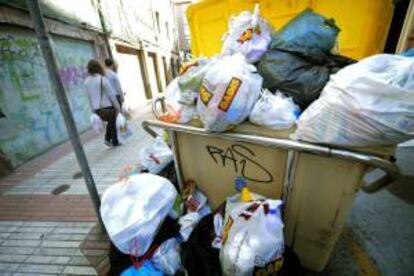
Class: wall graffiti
206,144,274,183
0,27,95,167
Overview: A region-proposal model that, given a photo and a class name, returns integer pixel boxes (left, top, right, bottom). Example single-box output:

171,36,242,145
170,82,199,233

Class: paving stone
17,264,63,274
0,226,18,233
53,228,91,234
57,222,95,228
0,254,28,263
14,227,54,234
62,265,97,275
2,240,41,247
41,241,81,248
8,233,46,240
45,234,86,241
68,256,91,266
0,222,24,227
22,222,59,227
0,263,20,272
25,255,70,265
0,247,35,255
33,248,81,257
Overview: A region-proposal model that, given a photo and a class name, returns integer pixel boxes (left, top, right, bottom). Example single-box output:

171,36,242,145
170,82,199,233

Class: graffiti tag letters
206,144,273,183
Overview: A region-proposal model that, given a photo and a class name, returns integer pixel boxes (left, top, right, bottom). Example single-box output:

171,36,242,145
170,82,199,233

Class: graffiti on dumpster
206,144,273,183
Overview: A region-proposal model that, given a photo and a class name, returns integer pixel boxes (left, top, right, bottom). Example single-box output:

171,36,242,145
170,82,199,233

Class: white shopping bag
116,113,133,142
91,113,104,133
139,137,173,174
220,199,284,276
249,89,300,129
197,53,262,132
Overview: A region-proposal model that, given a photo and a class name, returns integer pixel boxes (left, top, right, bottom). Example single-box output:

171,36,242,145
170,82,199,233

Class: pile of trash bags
156,5,414,147
102,139,301,275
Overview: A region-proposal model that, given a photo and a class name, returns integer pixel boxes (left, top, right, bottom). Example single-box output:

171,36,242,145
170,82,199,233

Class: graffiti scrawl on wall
0,27,96,167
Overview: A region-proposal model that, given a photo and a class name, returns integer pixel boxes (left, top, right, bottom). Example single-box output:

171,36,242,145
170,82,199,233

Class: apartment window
155,12,160,33
165,22,170,40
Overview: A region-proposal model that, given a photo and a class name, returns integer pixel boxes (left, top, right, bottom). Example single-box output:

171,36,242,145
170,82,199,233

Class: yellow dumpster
143,120,399,271
187,0,394,60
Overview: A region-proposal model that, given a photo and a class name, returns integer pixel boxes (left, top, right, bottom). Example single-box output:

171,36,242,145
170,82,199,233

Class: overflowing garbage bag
249,89,300,129
197,53,263,132
295,54,414,146
100,174,177,256
258,10,355,110
221,4,272,63
220,198,284,276
139,137,173,174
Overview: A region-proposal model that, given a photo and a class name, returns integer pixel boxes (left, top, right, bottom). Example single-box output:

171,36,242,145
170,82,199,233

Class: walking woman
85,59,121,147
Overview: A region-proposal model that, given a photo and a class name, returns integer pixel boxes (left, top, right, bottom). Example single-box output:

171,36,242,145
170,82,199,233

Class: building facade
0,0,180,173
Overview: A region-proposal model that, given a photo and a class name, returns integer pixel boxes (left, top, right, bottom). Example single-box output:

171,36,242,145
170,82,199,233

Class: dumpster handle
142,120,399,193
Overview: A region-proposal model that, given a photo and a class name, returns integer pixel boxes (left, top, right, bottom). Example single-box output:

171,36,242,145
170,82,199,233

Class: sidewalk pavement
0,106,153,275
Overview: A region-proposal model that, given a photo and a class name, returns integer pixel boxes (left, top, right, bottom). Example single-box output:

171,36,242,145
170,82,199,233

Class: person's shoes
104,140,113,147
112,141,122,147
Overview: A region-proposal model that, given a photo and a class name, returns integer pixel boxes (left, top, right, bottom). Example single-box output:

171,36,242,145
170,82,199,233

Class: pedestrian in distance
85,59,121,147
104,58,125,108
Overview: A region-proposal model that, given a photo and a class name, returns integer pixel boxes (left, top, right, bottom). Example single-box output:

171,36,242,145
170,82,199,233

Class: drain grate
51,184,70,195
73,171,83,179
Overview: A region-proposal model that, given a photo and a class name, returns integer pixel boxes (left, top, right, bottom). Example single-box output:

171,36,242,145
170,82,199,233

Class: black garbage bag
182,213,222,276
271,9,339,53
257,46,355,110
108,217,180,276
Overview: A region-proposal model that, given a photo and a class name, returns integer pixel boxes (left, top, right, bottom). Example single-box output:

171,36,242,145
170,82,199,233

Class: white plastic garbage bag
139,137,173,174
249,89,300,129
222,4,272,63
197,53,263,132
116,113,133,142
91,113,104,133
151,238,182,275
220,199,284,276
211,213,224,249
294,54,414,146
178,212,202,242
164,78,197,124
100,174,177,256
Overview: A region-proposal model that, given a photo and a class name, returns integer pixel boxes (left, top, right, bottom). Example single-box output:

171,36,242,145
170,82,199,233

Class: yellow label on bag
200,85,213,105
221,217,233,245
218,77,242,112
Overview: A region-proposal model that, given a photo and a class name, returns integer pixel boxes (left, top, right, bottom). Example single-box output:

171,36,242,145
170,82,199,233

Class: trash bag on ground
151,238,182,275
101,174,177,256
271,9,339,53
91,113,104,133
116,113,133,142
178,212,202,242
182,212,224,276
220,199,284,276
120,261,163,276
197,53,262,132
294,54,414,146
139,137,173,174
249,89,300,129
221,4,272,63
258,46,355,110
